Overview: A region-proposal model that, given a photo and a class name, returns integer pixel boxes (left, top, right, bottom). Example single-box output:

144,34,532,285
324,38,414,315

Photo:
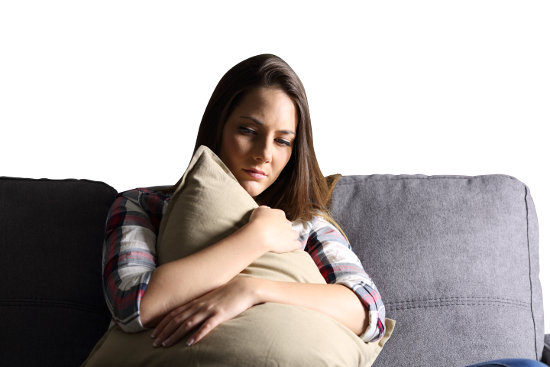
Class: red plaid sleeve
304,216,386,342
102,188,170,332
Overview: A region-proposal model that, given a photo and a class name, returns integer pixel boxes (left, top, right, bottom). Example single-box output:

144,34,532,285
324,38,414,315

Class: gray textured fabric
329,175,544,367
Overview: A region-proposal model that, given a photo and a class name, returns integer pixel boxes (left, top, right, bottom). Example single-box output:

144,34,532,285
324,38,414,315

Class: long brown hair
175,54,331,223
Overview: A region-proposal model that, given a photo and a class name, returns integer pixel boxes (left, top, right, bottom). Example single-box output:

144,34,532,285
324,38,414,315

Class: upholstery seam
388,296,529,305
387,302,531,311
386,296,531,311
334,174,518,185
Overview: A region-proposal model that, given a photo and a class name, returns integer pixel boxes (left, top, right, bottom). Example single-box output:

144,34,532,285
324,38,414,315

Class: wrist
240,276,266,305
242,220,271,253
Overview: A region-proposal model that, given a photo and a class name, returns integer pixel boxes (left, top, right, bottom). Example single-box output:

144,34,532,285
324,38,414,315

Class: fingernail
186,338,195,346
150,333,156,339
152,340,159,348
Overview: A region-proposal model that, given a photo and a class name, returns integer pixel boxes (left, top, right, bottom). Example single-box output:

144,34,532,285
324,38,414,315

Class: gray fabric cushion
329,174,543,366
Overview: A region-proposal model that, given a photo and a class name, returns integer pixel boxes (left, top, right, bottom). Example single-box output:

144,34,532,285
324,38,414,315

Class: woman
102,54,386,350
101,55,550,367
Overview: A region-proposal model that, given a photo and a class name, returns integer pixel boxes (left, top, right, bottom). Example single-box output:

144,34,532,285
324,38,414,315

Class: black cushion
0,177,117,367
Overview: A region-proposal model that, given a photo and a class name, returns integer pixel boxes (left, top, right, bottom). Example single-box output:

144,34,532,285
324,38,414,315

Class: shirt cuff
336,279,386,343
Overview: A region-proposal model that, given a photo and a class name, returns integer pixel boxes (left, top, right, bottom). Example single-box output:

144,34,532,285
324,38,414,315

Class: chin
239,182,265,198
245,188,263,198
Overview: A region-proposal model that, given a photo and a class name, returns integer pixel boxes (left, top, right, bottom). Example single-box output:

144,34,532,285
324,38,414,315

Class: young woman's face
219,87,298,198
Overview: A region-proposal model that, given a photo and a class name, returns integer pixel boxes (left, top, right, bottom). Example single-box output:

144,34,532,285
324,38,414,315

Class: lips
243,168,267,179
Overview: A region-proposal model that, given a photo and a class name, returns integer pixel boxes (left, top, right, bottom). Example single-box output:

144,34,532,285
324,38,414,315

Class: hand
151,277,259,348
248,206,301,253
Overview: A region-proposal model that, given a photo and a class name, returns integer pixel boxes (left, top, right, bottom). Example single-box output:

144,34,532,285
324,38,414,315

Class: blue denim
466,359,548,367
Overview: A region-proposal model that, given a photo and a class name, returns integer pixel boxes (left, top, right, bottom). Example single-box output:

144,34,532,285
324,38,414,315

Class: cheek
226,136,244,156
220,133,245,167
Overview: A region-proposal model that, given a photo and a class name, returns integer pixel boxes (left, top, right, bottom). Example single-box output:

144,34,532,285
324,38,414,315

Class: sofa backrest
0,177,116,367
1,174,543,366
329,174,544,366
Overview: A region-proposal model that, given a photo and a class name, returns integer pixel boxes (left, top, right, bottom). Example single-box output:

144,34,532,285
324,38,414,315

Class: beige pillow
156,144,259,264
83,145,394,367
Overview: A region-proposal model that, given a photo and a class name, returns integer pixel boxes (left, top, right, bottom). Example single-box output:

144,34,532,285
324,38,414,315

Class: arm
153,277,367,348
248,216,385,341
304,216,386,342
152,215,385,347
104,191,300,332
102,188,168,332
252,279,368,335
140,205,301,327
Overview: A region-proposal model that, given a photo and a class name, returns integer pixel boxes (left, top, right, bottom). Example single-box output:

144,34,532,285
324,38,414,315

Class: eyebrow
239,116,296,135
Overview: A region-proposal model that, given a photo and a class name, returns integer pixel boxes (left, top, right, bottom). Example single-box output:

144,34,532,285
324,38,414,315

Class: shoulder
115,187,171,212
117,187,172,202
106,187,172,231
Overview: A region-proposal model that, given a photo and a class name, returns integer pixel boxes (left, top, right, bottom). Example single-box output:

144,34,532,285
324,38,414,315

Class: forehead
231,87,298,130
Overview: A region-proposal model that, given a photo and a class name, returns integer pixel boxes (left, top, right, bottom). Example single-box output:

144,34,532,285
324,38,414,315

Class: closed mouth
243,169,267,179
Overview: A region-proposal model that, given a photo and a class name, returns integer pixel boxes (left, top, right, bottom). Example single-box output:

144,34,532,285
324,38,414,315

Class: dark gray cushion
543,334,550,364
329,175,544,366
0,177,117,367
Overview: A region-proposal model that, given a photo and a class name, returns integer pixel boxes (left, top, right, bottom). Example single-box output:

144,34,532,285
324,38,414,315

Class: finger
162,310,214,347
152,305,188,339
151,315,171,340
153,307,198,347
187,314,223,346
274,208,286,216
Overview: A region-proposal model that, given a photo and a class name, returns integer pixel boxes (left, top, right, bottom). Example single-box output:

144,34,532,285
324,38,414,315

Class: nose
254,138,272,163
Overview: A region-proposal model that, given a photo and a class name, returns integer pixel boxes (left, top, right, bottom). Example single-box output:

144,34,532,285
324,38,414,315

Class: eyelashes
275,138,291,147
238,126,256,135
238,126,292,147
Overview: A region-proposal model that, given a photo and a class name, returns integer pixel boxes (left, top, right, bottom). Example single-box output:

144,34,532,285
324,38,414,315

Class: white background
1,1,549,331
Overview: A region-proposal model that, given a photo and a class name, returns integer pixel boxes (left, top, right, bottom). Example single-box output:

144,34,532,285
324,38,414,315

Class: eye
275,138,292,147
238,126,256,135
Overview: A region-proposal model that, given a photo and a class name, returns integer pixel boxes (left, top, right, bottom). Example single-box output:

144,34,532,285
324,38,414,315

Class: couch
1,174,549,366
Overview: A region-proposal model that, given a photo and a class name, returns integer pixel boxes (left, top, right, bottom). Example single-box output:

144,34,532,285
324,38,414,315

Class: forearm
140,222,268,327
252,278,368,336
